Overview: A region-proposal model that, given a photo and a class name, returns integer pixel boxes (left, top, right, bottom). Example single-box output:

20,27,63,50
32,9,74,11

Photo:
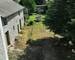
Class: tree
34,0,46,5
19,0,36,14
67,0,75,18
45,0,71,33
66,0,75,42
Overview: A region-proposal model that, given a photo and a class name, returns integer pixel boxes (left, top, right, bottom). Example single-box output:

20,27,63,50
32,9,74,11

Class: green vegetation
45,0,71,33
44,0,75,43
28,14,45,21
19,0,36,13
67,0,75,18
9,0,75,60
34,0,46,5
28,14,36,22
27,13,46,25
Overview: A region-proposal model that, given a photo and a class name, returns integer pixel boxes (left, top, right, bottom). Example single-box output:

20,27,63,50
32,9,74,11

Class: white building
0,0,25,60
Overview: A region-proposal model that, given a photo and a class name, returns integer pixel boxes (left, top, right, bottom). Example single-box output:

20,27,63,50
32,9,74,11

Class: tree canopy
45,0,71,33
19,0,36,13
34,0,46,5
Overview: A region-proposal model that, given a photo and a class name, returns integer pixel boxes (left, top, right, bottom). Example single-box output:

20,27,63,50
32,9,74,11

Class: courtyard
9,14,75,60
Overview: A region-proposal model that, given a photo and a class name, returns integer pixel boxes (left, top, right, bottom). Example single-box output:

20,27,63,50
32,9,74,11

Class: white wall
19,10,24,27
0,16,9,60
0,8,24,60
3,10,24,46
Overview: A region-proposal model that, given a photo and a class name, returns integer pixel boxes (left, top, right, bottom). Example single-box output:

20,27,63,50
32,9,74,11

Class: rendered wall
0,16,9,60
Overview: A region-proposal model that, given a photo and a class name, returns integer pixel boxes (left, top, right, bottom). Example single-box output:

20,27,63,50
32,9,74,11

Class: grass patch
28,14,36,23
27,13,46,23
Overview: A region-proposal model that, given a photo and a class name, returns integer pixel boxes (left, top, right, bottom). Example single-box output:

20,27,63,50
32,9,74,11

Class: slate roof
0,0,24,17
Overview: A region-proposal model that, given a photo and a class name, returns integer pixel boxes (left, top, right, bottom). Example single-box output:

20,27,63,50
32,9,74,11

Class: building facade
0,0,25,60
3,10,24,46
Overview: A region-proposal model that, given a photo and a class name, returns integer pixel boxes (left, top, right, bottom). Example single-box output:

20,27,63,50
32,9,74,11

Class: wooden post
0,16,9,60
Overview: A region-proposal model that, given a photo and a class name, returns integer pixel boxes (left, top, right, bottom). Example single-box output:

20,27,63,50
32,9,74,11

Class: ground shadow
18,37,75,60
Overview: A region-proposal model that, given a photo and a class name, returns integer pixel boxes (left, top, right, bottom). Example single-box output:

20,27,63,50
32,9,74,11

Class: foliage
67,20,75,41
27,21,34,26
66,0,75,18
34,0,46,5
19,0,36,13
45,0,71,33
27,13,45,23
27,14,46,26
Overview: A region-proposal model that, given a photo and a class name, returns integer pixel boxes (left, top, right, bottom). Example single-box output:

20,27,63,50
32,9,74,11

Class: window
19,20,21,29
5,31,10,45
18,11,20,15
1,17,8,26
17,25,19,33
13,26,15,30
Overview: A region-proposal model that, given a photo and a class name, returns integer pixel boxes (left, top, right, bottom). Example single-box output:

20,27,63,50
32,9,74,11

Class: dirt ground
8,22,75,60
15,22,55,49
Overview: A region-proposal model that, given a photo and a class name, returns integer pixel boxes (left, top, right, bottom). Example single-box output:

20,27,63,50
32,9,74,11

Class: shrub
27,21,34,26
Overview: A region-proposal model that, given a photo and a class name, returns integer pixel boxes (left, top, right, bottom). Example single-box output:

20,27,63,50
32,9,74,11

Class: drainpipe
0,16,9,60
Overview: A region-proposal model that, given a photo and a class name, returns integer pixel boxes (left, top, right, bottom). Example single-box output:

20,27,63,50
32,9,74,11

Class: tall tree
45,0,71,33
19,0,36,13
67,0,75,41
